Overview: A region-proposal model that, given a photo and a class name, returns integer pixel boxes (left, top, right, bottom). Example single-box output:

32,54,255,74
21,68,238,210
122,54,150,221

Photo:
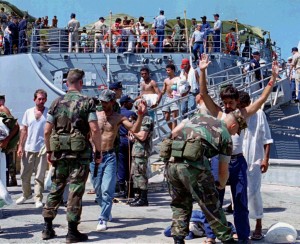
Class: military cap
291,47,298,52
120,95,134,104
98,89,116,102
231,109,247,135
109,81,123,90
0,94,5,100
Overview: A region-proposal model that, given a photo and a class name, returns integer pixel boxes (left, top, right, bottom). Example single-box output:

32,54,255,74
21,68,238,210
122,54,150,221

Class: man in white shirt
67,13,80,53
91,17,107,53
240,91,273,240
213,13,222,52
16,89,49,208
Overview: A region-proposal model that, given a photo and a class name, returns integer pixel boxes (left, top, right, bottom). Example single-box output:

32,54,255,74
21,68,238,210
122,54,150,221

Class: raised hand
198,53,211,71
272,60,279,77
137,99,147,115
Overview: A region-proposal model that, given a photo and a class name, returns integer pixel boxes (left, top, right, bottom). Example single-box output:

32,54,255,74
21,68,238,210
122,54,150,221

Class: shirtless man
199,53,279,243
92,89,146,232
162,64,180,130
136,67,162,109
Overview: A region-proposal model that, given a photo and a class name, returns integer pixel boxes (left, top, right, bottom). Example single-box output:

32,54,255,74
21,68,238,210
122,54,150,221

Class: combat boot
130,190,148,207
8,176,17,187
66,222,88,243
173,236,185,244
42,218,56,240
127,188,140,204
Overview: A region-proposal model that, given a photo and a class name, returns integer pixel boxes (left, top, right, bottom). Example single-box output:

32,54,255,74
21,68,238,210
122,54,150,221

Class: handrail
0,26,280,60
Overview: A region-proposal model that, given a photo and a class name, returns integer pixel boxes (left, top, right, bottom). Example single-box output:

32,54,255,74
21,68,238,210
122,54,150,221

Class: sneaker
96,219,107,231
16,195,33,205
35,200,43,208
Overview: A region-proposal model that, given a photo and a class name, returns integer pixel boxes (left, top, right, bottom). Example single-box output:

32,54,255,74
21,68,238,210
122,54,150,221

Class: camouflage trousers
42,158,89,223
165,162,232,241
131,157,148,190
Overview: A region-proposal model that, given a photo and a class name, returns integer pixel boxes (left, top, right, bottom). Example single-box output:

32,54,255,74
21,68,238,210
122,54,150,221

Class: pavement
0,163,300,244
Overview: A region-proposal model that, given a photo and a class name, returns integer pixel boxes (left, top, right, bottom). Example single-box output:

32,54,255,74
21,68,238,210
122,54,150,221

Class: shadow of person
0,224,40,239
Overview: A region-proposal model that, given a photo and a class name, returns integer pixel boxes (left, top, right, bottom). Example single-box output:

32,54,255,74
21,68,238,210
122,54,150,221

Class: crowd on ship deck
0,7,274,60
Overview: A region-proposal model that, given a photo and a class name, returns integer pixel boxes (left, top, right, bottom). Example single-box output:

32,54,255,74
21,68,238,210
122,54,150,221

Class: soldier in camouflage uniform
129,99,154,207
41,68,102,243
165,111,247,244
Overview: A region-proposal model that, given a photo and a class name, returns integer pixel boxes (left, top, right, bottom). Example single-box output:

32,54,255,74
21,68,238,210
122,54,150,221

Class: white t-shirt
22,107,48,152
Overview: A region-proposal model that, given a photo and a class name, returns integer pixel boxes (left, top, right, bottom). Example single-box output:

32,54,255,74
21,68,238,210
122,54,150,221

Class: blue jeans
193,42,204,61
156,29,164,53
181,93,197,119
90,152,117,221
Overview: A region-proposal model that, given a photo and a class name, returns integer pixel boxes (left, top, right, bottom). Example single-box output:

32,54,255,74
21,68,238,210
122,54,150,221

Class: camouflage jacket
174,113,232,169
48,91,97,154
132,115,154,158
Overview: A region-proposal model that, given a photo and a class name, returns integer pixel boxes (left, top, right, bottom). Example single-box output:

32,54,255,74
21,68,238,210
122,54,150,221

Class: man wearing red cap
179,58,200,118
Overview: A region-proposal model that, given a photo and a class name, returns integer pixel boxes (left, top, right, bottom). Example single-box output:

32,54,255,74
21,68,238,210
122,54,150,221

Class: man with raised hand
198,53,279,243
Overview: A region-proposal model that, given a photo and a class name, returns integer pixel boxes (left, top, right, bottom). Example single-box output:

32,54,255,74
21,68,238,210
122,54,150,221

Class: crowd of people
0,7,58,54
0,52,283,243
0,7,247,57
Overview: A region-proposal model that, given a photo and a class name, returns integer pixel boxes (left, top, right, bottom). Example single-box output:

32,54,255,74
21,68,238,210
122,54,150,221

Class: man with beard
198,53,279,243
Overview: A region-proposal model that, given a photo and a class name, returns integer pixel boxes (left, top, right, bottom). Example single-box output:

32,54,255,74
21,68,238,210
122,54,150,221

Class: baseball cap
231,109,247,135
291,47,298,52
120,95,134,104
180,58,190,69
109,81,123,90
213,13,219,17
98,89,116,102
252,51,260,56
201,16,207,19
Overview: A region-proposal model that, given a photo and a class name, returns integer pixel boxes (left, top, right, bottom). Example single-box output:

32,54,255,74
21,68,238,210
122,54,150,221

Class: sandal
250,232,264,240
87,189,95,194
202,238,216,244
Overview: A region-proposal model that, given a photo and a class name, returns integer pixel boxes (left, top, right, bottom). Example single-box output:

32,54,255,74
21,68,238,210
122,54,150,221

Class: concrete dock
0,162,299,243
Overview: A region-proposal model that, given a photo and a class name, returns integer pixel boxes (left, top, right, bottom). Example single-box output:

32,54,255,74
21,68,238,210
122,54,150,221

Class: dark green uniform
131,115,154,190
42,91,97,224
165,114,233,241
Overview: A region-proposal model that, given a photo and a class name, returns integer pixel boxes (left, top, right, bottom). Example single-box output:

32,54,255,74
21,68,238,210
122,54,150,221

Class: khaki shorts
162,96,179,113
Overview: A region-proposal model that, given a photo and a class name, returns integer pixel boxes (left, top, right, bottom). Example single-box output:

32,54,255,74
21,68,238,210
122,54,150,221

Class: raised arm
243,61,279,118
199,53,223,118
122,100,147,133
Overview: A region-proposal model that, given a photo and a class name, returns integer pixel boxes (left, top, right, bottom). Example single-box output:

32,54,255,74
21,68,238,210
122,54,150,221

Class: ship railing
25,27,240,55
149,67,290,147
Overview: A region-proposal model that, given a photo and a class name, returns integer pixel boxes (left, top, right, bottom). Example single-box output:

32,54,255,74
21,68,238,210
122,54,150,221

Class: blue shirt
119,107,136,144
154,15,167,29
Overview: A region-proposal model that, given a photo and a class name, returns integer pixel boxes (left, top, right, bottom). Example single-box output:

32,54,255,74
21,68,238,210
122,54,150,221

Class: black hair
140,67,150,74
220,85,239,100
238,91,250,107
166,64,176,71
